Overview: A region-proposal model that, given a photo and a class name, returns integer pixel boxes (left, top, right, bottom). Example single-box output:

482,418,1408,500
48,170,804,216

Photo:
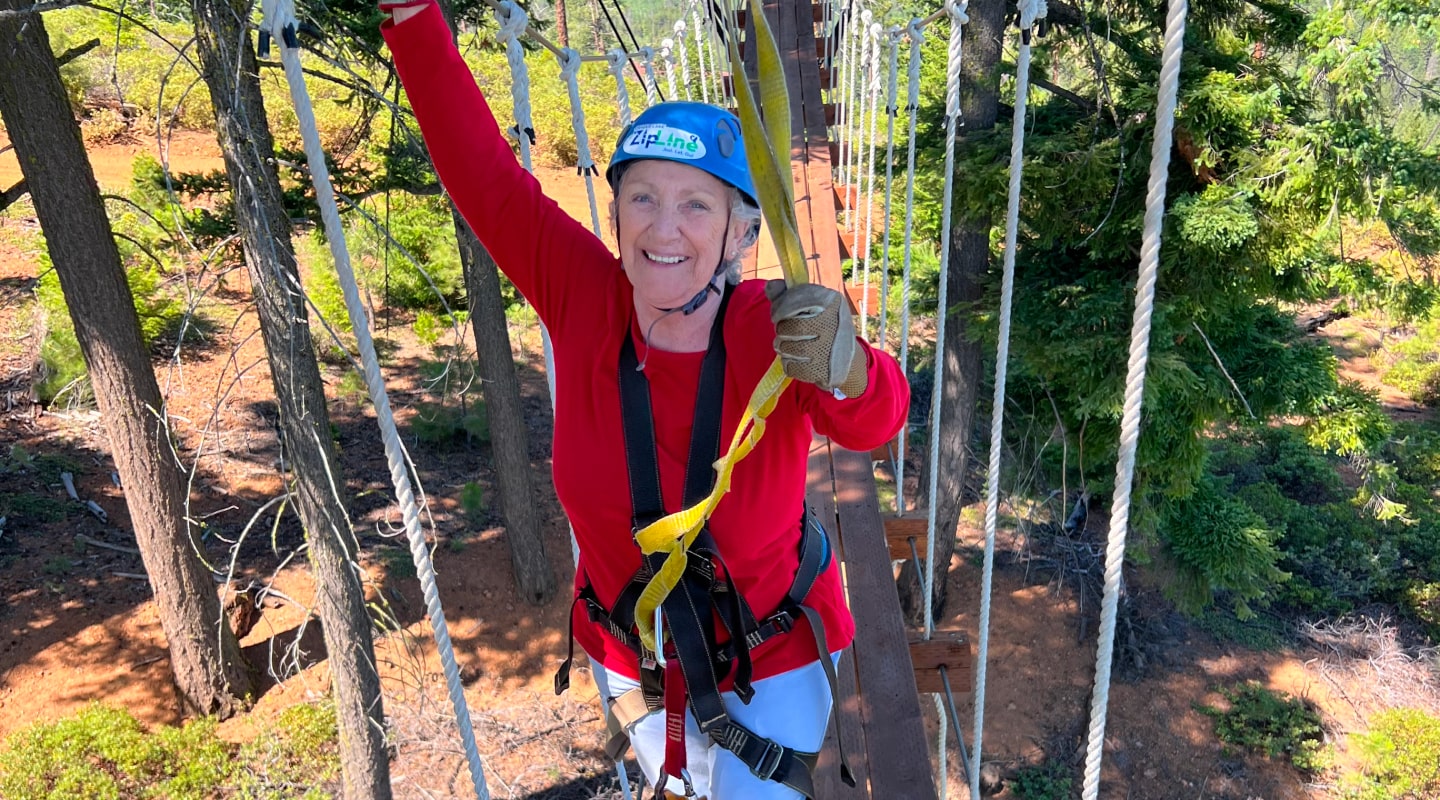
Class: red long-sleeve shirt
383,4,908,683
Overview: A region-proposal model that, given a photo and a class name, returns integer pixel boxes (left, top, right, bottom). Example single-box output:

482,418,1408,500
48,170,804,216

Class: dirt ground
3,132,1439,799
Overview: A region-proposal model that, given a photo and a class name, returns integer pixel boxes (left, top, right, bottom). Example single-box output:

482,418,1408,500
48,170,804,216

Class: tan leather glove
765,279,869,398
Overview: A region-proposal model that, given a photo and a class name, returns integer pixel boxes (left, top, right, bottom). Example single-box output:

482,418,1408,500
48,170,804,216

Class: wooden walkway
807,437,939,799
730,0,971,795
738,0,844,291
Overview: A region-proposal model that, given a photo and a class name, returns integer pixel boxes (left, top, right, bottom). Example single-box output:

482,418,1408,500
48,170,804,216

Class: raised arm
380,1,617,329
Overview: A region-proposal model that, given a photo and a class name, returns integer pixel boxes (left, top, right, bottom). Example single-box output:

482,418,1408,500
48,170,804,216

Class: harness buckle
754,740,786,782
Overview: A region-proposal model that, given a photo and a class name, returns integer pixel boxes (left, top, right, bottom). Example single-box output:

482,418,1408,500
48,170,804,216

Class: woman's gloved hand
765,279,868,398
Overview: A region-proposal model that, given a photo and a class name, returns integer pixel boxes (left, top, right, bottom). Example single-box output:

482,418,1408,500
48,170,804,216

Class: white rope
691,0,710,104
935,693,948,796
497,0,535,172
557,47,603,236
893,16,924,517
847,7,873,228
708,9,727,102
836,2,862,213
857,21,883,340
608,48,635,128
876,26,901,350
674,20,693,100
639,46,659,107
921,5,968,796
970,0,1033,796
924,0,966,648
260,2,488,796
834,0,853,195
660,38,678,100
495,1,570,567
1082,1,1187,797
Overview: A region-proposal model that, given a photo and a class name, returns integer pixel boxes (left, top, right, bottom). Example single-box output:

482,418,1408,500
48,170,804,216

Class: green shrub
233,702,340,799
1198,682,1327,772
1162,475,1288,618
1307,381,1396,458
408,358,489,446
1193,606,1291,650
460,481,487,522
33,249,188,406
1383,316,1440,405
46,9,213,130
0,701,342,799
0,703,230,799
348,193,465,312
1010,759,1074,800
1349,708,1440,799
1402,582,1440,640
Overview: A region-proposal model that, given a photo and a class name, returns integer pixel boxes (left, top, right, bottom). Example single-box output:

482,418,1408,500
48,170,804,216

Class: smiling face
613,159,744,312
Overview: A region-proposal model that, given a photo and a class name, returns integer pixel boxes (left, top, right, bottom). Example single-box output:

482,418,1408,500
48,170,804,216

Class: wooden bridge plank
807,437,872,799
830,445,939,800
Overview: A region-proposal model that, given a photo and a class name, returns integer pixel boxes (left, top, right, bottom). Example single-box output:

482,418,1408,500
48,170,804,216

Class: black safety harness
554,286,854,797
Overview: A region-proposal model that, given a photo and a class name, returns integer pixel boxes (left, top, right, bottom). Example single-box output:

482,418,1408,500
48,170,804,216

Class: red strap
662,658,687,783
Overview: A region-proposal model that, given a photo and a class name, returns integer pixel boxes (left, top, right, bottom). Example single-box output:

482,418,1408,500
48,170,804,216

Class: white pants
593,653,841,799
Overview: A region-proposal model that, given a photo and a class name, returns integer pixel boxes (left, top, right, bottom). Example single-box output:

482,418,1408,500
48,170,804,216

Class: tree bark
0,0,254,716
432,0,556,605
188,1,392,795
454,212,557,605
555,0,570,48
897,0,1006,626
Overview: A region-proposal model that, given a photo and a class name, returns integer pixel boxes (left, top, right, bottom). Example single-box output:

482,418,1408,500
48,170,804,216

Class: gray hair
724,189,762,285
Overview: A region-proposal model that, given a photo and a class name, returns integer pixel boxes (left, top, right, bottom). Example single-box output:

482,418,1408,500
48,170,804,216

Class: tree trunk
898,0,1006,626
555,0,570,48
0,0,254,716
455,214,557,604
432,0,556,604
188,1,392,795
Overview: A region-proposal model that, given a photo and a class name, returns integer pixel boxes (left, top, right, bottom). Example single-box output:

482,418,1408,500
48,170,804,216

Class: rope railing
876,25,901,349
261,1,489,796
1081,1,1188,797
893,15,924,516
857,20,882,339
972,0,1040,794
674,19,693,99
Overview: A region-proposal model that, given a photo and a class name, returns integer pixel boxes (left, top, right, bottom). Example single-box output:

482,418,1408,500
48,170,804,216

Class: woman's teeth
645,251,686,264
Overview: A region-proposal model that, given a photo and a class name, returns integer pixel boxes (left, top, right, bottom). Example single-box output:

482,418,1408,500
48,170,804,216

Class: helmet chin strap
652,206,734,317
614,203,736,370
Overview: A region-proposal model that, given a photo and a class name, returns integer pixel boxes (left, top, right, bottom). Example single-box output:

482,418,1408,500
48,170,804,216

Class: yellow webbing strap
632,0,812,646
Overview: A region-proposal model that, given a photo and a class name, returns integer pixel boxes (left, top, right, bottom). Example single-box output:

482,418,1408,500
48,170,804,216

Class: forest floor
2,131,1439,799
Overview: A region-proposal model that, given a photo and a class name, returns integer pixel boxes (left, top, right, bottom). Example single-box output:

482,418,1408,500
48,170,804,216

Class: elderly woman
381,4,908,797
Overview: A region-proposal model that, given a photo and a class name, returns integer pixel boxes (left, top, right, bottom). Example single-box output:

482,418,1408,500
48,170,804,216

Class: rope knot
1018,0,1046,30
660,38,674,59
674,19,686,34
905,17,926,45
557,47,583,80
944,0,970,26
496,0,528,43
606,47,629,76
259,0,298,52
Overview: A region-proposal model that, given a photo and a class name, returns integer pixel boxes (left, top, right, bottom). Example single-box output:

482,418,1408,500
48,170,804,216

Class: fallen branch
77,532,140,555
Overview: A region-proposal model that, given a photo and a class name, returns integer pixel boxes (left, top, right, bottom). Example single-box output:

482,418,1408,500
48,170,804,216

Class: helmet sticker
622,123,707,160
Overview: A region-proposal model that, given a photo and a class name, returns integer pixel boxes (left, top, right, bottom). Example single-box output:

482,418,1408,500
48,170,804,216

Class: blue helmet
606,102,758,207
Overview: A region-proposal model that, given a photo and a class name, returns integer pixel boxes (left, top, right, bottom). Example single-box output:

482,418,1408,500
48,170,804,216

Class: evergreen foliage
1349,708,1440,800
1198,681,1327,772
889,0,1440,612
